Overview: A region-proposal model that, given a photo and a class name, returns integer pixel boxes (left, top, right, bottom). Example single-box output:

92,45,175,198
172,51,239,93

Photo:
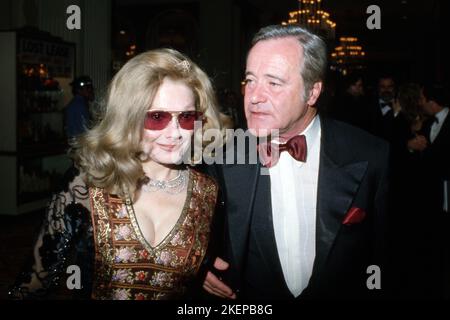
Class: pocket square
342,207,366,225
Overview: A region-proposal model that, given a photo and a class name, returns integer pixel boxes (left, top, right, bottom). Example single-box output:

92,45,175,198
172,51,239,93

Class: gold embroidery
90,169,216,300
90,187,114,299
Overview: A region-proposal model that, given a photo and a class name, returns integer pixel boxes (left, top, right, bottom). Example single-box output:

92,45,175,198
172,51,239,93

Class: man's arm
200,164,237,299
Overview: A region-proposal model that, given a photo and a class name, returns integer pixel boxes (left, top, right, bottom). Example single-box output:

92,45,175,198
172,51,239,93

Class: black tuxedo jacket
367,97,395,141
207,116,390,300
419,112,450,213
421,112,450,176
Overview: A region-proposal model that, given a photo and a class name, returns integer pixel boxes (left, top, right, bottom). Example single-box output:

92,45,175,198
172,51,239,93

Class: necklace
141,170,188,194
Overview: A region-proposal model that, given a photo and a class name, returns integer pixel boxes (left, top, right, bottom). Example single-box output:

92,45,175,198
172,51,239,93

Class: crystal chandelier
282,0,336,40
330,37,366,75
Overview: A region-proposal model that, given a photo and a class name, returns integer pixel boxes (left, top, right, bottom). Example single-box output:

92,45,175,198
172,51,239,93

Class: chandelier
330,37,366,75
282,0,336,40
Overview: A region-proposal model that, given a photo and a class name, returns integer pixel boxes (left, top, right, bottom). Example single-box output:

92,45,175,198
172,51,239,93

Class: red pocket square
342,207,366,225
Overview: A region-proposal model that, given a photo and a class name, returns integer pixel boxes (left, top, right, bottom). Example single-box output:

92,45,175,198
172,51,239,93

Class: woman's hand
407,135,428,152
392,98,402,114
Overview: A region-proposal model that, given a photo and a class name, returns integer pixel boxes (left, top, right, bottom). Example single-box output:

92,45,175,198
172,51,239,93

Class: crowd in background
325,72,449,298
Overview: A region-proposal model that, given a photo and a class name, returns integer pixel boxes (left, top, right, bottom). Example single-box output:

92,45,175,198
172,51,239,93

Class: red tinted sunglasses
144,110,203,130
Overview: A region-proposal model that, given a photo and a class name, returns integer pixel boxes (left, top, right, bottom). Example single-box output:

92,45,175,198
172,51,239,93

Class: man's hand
407,135,428,152
203,257,236,299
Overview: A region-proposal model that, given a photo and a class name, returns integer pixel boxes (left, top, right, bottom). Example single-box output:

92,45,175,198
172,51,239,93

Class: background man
65,75,94,139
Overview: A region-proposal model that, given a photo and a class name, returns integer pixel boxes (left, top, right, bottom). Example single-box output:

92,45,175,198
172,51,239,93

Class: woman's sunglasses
144,110,203,130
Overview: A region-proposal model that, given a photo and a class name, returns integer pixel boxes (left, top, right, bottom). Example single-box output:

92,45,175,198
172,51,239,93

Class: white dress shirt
430,107,449,143
269,116,321,297
379,99,392,116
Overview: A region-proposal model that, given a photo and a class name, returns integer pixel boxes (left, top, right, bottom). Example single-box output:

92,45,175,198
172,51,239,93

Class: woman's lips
157,143,178,151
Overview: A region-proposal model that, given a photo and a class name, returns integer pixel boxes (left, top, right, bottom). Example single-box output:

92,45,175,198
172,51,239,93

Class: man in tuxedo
367,75,397,140
420,84,450,206
203,24,389,299
417,84,450,297
65,75,95,139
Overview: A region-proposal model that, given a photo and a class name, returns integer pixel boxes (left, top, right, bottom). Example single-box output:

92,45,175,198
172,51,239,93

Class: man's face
420,91,434,116
349,79,364,97
418,88,427,109
80,85,95,102
378,78,395,102
243,37,320,137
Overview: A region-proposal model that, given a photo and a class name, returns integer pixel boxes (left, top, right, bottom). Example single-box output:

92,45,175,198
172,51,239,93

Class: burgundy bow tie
258,135,307,168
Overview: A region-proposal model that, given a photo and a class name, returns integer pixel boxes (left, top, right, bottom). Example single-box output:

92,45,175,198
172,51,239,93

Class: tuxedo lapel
312,118,369,278
421,118,433,143
224,162,260,274
250,170,290,292
432,114,450,145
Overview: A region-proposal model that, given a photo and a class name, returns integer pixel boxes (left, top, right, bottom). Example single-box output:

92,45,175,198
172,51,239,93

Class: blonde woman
10,49,224,300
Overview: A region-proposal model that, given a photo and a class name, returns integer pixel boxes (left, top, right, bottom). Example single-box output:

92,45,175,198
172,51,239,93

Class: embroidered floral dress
9,167,218,300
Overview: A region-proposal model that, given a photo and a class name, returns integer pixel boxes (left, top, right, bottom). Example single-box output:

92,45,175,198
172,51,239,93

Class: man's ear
306,82,323,107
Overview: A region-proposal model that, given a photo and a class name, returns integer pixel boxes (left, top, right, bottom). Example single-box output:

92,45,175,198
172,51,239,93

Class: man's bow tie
433,115,439,124
258,135,307,168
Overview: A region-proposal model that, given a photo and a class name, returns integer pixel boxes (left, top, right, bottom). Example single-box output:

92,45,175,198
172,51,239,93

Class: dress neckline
125,169,193,254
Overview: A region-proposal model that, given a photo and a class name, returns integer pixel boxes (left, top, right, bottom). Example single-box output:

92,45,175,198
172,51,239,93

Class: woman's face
141,78,196,165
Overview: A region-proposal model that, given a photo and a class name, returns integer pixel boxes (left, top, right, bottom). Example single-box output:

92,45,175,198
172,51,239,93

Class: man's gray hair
251,24,327,101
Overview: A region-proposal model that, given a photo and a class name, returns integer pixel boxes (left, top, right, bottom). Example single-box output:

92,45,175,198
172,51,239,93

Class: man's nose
247,83,267,104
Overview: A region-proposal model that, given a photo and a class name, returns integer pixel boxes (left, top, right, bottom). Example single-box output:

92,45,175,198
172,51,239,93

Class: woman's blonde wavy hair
71,48,224,198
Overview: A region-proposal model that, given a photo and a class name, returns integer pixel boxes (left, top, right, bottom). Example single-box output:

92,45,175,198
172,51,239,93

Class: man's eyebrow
244,71,286,83
265,74,286,83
